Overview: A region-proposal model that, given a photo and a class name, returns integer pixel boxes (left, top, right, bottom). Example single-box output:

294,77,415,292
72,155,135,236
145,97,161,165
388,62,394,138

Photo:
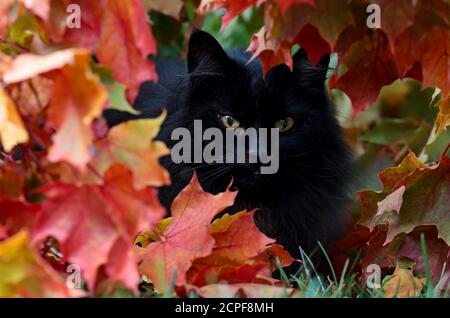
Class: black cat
105,30,352,267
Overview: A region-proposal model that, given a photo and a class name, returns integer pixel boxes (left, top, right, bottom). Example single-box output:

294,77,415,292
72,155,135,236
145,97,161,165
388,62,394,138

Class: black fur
104,31,352,266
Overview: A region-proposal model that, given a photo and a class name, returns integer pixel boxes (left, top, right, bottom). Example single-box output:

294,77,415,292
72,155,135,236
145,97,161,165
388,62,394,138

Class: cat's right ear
187,30,229,73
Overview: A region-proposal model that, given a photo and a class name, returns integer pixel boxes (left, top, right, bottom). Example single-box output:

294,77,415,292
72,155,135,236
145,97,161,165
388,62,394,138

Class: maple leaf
187,211,293,286
361,226,450,284
2,49,81,84
46,51,107,168
0,231,80,297
419,27,449,96
247,27,293,75
382,257,426,297
359,152,450,246
208,211,274,264
93,113,170,188
0,86,29,152
198,0,260,29
373,0,415,53
433,95,450,138
137,174,237,293
330,31,398,115
32,165,165,292
294,24,331,65
96,0,158,103
2,49,107,167
0,199,39,237
62,0,103,48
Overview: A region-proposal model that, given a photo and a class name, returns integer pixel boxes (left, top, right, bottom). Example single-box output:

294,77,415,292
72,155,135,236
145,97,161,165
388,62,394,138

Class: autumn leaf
32,165,165,291
0,86,29,152
2,49,81,84
382,257,426,297
137,174,237,293
0,231,79,297
0,199,39,237
2,49,107,167
96,0,158,103
433,95,450,138
46,51,107,168
361,226,450,284
247,27,293,75
330,31,398,115
198,0,259,29
187,211,293,286
359,151,450,246
93,113,170,188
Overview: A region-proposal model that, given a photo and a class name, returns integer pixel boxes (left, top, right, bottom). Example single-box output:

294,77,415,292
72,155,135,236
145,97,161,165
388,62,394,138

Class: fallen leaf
0,86,29,152
93,113,170,188
33,165,165,291
137,174,237,292
96,0,158,103
0,231,79,297
382,257,426,297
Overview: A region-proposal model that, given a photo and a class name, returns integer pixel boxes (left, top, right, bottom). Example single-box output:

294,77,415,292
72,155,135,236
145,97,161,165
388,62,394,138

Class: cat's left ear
187,30,230,73
292,48,330,84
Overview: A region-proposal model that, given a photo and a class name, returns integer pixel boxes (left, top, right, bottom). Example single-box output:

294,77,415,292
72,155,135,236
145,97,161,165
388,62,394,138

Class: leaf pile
0,0,449,297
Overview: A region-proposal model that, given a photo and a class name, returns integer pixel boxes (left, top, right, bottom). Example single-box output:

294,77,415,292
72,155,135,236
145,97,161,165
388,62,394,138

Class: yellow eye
221,115,240,129
274,117,294,132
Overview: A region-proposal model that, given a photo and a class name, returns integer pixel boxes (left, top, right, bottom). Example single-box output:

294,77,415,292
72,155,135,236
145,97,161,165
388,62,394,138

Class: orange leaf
96,0,158,103
0,231,80,297
46,51,107,168
0,86,29,152
93,113,170,188
33,165,164,292
137,174,237,292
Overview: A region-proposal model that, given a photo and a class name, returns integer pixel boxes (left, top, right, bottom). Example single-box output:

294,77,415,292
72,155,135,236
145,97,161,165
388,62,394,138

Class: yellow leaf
0,86,29,152
210,211,247,234
135,217,173,247
382,257,426,298
434,94,450,136
94,111,170,188
0,231,79,297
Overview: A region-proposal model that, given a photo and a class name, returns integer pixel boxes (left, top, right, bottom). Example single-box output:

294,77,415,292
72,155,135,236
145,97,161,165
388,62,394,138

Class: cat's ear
187,30,230,73
292,48,330,84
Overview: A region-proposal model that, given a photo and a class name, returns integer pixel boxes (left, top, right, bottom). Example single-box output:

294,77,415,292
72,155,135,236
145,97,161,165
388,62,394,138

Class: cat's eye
274,117,294,132
220,115,241,129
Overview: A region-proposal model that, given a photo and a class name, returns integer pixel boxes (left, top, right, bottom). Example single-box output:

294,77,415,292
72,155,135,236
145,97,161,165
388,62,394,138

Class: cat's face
183,31,340,193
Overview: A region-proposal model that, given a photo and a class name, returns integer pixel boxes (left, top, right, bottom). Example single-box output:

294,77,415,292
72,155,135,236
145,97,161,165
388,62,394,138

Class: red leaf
0,199,39,238
330,31,398,115
96,0,158,103
274,0,315,15
247,27,293,75
198,0,259,29
137,174,237,292
294,24,331,65
33,165,164,291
